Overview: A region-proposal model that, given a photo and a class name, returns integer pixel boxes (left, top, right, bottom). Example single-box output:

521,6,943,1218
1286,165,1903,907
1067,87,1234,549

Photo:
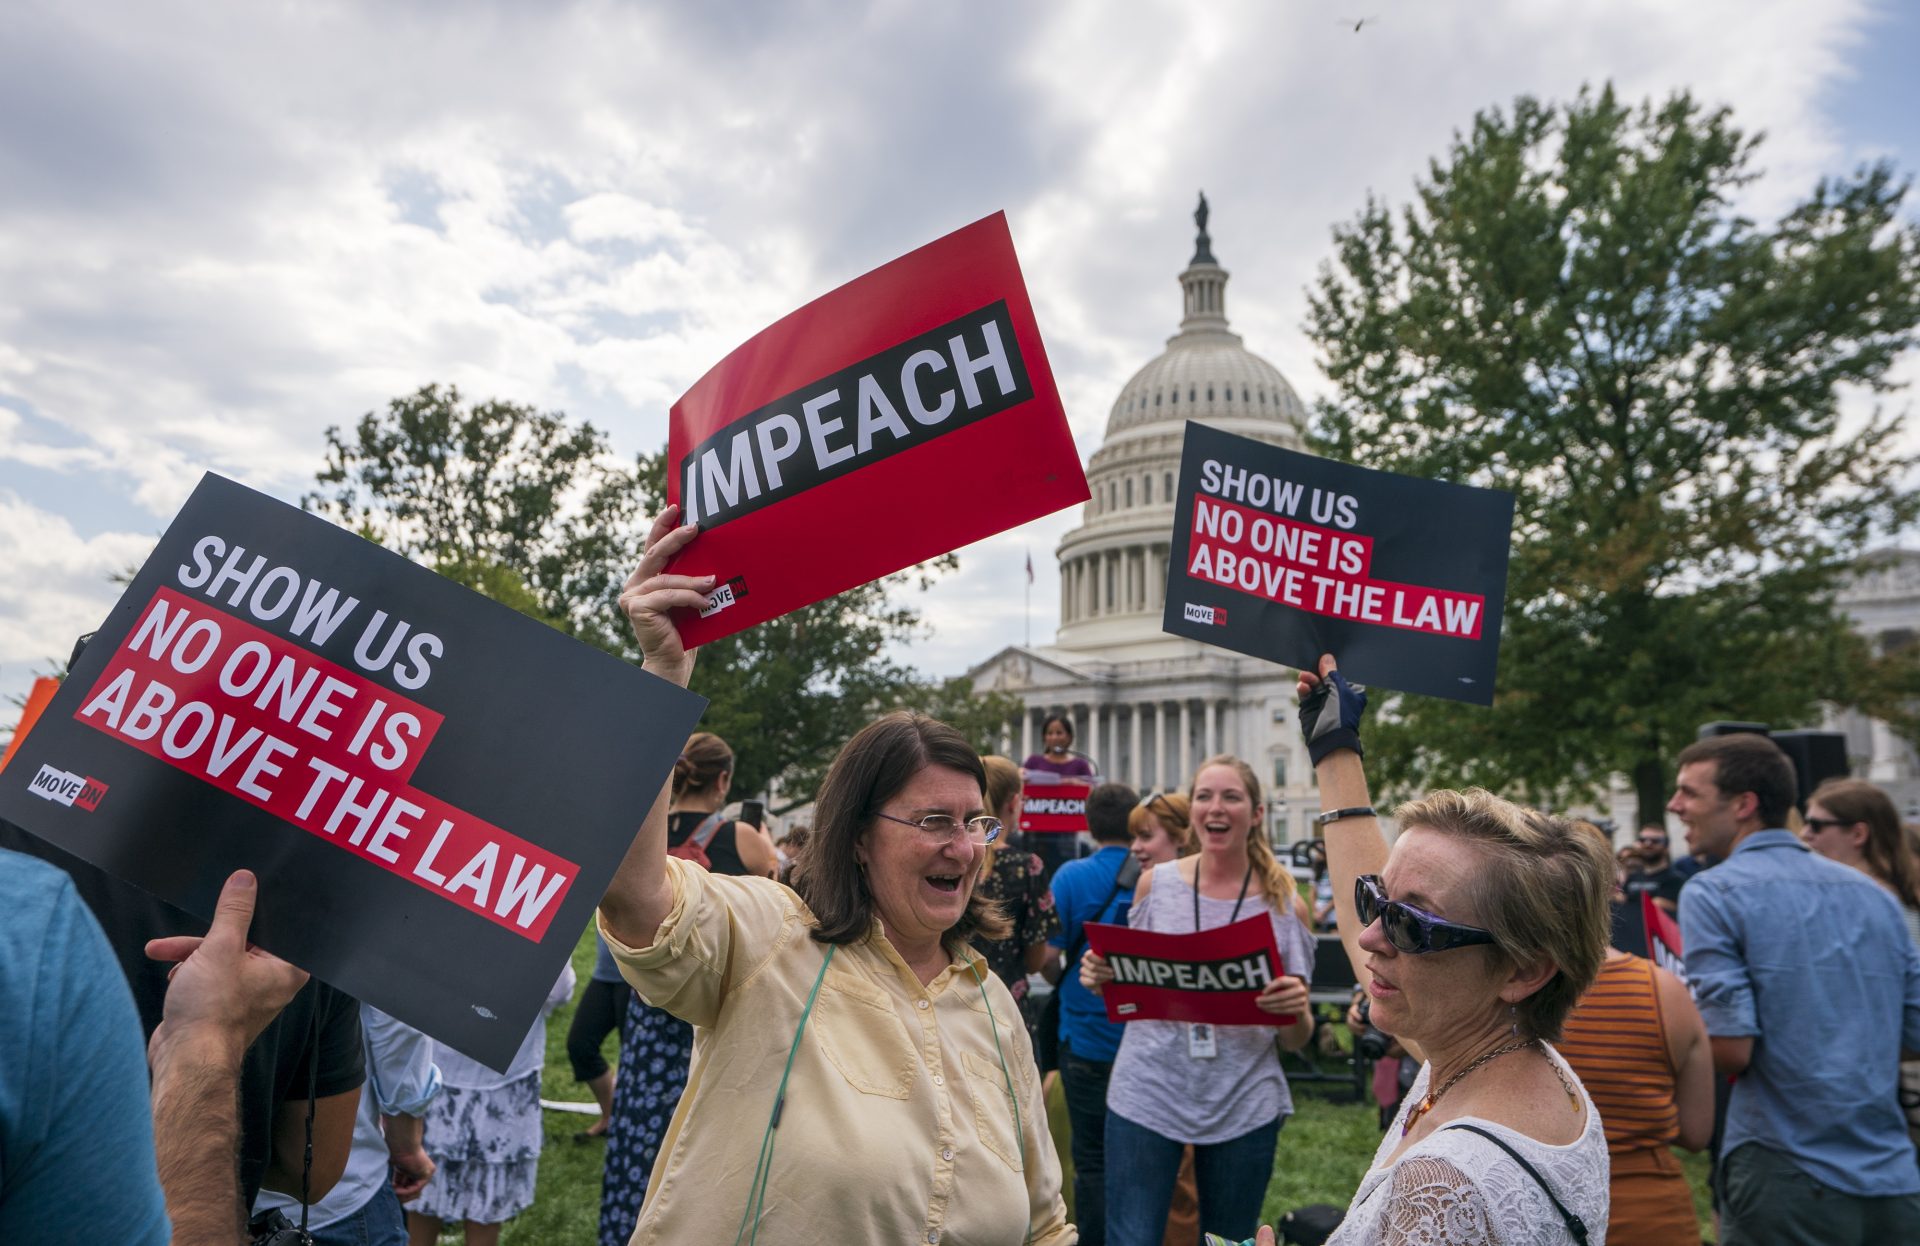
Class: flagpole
1024,547,1032,649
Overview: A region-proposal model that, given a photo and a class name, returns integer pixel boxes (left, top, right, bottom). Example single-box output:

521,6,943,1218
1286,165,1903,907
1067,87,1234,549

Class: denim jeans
1060,1049,1115,1246
1104,1109,1284,1246
307,1183,408,1246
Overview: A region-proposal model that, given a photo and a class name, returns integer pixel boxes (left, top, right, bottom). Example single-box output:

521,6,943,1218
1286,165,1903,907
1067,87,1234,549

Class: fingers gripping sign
146,869,310,1064
618,504,715,679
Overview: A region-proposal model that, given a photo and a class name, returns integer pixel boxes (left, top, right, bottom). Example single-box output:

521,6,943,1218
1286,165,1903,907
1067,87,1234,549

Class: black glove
1298,669,1367,765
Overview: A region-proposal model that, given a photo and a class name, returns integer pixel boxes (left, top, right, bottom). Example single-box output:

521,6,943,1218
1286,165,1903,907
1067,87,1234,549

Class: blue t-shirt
0,848,168,1243
1682,829,1920,1196
1049,845,1135,1062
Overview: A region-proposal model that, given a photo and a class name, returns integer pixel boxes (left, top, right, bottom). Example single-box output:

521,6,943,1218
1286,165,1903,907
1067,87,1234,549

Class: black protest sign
0,474,706,1069
1161,423,1513,704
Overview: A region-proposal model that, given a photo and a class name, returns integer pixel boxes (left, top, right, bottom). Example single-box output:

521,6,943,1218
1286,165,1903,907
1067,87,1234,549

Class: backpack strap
1441,1123,1589,1245
691,810,730,849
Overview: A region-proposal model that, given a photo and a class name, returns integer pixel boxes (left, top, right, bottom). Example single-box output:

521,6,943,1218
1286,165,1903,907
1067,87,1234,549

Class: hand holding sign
618,505,710,680
146,868,310,1067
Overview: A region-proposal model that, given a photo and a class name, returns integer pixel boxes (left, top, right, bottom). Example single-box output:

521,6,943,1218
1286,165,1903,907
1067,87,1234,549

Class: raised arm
598,506,715,950
1296,655,1392,1000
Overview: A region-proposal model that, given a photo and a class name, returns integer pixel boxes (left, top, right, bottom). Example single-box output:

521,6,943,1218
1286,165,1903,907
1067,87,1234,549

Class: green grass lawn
475,923,1714,1244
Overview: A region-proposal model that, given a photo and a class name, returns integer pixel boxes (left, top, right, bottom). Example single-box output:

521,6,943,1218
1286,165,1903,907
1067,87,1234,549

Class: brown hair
673,732,733,801
792,712,1010,948
1676,734,1797,828
1392,789,1612,1042
1811,778,1920,909
1189,755,1293,913
1129,792,1197,856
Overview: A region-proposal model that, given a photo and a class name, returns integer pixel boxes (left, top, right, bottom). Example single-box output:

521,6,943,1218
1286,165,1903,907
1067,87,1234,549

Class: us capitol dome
969,197,1325,842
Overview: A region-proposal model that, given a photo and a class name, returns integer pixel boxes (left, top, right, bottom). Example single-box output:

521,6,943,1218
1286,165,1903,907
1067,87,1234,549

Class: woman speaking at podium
1024,714,1098,881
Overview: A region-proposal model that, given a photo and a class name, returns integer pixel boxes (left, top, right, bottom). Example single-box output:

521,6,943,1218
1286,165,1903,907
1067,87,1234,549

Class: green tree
1306,86,1920,825
311,386,1011,810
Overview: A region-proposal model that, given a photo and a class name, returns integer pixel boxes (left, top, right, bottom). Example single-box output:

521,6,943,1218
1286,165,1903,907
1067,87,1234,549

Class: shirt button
917,999,930,1010
941,1146,954,1161
927,1233,939,1244
932,1074,944,1086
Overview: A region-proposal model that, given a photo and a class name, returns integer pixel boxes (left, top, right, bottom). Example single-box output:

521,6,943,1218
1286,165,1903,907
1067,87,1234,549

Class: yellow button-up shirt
602,856,1075,1246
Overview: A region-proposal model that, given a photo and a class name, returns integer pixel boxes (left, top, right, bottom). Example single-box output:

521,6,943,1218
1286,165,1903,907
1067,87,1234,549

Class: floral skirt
598,992,694,1246
414,1071,542,1224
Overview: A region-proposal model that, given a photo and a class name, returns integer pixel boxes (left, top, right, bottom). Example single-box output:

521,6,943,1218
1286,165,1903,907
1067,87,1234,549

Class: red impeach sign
665,212,1088,646
1020,780,1090,834
1642,892,1687,986
1086,914,1292,1026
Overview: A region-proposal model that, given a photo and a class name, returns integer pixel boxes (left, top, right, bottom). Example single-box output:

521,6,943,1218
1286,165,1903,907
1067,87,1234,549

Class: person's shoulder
0,844,77,911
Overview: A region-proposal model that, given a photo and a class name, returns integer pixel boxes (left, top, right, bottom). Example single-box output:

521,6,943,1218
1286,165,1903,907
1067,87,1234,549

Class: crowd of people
5,506,1920,1245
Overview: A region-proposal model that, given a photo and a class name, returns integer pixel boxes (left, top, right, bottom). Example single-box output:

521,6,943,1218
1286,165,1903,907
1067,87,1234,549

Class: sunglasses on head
1138,790,1178,816
1354,875,1498,955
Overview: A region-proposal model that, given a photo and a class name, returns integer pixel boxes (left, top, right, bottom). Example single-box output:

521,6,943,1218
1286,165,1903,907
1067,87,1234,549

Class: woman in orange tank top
1560,945,1715,1243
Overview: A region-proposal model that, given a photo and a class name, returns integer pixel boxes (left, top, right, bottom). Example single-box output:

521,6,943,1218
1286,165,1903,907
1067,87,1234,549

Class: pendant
1401,1094,1434,1136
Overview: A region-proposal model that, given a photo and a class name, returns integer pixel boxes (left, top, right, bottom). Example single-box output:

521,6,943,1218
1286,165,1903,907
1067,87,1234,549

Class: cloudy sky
4,0,1917,719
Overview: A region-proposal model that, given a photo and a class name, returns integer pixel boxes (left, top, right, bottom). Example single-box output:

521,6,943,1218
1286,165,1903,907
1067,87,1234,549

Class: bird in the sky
1347,16,1379,32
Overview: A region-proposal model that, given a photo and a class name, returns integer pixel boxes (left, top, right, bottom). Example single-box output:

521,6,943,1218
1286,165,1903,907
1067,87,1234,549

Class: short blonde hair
1391,789,1611,1042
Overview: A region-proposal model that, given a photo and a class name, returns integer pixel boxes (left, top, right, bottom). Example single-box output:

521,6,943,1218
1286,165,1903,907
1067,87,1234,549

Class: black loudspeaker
1766,729,1851,811
1697,720,1770,739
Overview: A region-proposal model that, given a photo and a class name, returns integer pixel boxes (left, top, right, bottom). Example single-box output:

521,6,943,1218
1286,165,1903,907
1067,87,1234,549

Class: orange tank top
1557,952,1679,1153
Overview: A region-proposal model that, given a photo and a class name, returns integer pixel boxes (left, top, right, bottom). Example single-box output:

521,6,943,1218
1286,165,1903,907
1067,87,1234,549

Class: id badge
1187,1022,1218,1059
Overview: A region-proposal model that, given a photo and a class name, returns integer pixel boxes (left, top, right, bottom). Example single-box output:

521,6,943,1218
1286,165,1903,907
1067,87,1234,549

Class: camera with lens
1352,997,1393,1062
248,1210,313,1246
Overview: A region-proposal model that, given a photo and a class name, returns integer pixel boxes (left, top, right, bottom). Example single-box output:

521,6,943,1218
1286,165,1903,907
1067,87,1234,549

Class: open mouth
926,874,962,893
1202,821,1232,837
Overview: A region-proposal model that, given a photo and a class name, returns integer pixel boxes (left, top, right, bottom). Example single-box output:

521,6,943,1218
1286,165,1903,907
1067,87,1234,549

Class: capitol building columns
973,197,1322,840
1001,694,1244,789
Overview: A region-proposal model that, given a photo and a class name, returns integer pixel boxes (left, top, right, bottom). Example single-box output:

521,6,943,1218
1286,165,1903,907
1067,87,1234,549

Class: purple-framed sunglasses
1355,874,1498,954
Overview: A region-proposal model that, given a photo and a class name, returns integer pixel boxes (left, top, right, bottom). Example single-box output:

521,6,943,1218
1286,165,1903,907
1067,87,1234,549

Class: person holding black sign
594,507,1071,1246
1294,655,1612,1246
1080,757,1315,1246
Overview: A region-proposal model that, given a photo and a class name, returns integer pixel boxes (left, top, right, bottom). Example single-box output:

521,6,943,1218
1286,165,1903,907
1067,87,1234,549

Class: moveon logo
1183,602,1228,626
27,764,109,811
697,575,751,619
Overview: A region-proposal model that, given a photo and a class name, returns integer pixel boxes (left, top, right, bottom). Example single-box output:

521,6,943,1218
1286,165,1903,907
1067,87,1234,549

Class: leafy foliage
1305,86,1920,822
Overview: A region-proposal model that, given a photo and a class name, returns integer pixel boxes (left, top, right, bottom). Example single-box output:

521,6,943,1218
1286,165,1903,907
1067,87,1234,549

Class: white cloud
0,492,153,683
0,0,1906,720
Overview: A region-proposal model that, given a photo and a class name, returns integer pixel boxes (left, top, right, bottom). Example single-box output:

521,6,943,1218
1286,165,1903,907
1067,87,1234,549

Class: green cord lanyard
734,946,1032,1246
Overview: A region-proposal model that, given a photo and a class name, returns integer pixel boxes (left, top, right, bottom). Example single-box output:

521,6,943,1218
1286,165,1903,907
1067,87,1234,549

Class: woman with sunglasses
1295,655,1612,1246
1080,758,1316,1246
594,509,1072,1246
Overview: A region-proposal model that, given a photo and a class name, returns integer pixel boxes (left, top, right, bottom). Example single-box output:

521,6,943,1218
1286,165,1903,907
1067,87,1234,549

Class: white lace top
1328,1045,1610,1245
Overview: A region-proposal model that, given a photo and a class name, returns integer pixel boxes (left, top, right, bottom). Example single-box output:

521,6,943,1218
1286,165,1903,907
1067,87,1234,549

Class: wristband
1314,805,1376,827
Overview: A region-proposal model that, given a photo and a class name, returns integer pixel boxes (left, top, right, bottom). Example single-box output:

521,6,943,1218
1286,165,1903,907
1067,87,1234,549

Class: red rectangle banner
1020,781,1090,834
1085,914,1290,1026
71,587,576,940
1642,892,1687,986
665,212,1088,647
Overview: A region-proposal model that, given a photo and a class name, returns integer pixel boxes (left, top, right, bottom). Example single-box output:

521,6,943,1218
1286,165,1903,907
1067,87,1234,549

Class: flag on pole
1026,552,1034,584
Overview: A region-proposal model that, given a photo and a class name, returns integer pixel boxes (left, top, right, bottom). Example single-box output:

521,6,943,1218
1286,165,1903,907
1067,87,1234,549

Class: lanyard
1193,859,1254,931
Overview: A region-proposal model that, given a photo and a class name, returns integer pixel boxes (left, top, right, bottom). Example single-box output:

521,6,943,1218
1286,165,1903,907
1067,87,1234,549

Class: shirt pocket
963,1049,1024,1172
813,969,917,1099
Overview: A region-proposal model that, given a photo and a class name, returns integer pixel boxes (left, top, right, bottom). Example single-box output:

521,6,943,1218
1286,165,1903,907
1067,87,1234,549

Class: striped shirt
1557,952,1678,1152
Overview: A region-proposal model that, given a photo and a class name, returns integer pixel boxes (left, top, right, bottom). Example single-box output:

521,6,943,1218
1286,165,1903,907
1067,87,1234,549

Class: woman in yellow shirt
595,506,1074,1246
